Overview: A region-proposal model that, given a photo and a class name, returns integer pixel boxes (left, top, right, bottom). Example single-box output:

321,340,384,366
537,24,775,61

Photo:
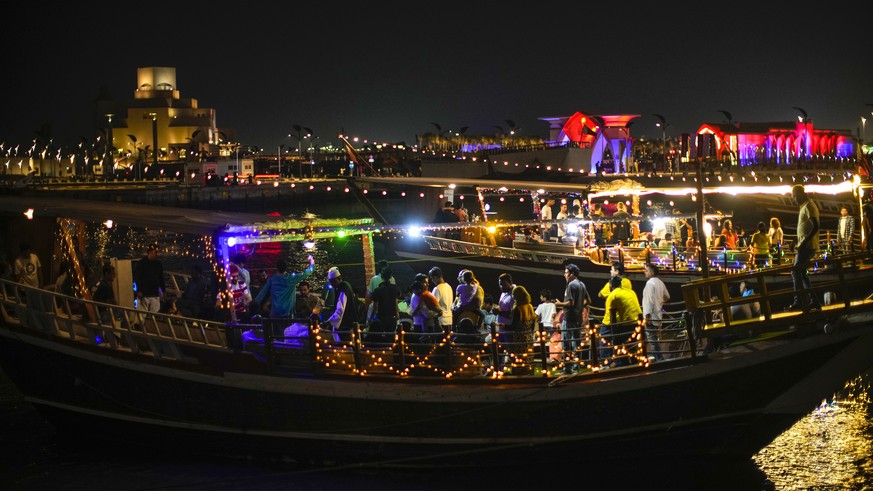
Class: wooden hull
2,319,873,467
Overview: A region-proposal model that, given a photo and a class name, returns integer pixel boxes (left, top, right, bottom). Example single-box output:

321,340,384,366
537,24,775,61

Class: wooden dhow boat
1,197,873,467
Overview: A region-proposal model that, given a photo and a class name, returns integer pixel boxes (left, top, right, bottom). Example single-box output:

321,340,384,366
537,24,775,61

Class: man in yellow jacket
600,275,642,367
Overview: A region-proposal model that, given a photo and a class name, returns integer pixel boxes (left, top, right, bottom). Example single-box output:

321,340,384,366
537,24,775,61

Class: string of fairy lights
308,318,650,378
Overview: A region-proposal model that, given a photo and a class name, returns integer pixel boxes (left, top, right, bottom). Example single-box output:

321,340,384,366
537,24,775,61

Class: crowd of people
5,186,873,374
532,191,873,273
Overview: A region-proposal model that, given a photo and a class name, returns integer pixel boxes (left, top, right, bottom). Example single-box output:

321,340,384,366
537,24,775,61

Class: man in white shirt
540,198,555,240
12,243,42,288
13,242,42,288
428,266,454,331
642,263,670,360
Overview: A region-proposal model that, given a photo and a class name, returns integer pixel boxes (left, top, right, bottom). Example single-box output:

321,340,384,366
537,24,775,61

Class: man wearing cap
135,244,165,313
325,266,360,342
254,255,315,318
217,264,251,322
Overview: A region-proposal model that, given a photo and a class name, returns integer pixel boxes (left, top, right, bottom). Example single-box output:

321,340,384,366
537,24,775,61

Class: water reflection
754,372,873,488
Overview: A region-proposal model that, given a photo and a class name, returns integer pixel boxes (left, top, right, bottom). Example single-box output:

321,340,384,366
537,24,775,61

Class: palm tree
429,122,450,136
127,134,145,179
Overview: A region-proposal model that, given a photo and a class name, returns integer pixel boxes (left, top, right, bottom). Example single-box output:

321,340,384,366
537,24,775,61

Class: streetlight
278,144,285,177
307,135,320,178
290,125,313,179
653,113,670,173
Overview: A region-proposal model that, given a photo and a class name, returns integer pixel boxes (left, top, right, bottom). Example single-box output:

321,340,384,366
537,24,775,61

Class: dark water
1,367,871,490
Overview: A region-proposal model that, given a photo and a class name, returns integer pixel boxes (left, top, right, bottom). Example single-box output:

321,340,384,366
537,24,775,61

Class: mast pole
695,158,710,279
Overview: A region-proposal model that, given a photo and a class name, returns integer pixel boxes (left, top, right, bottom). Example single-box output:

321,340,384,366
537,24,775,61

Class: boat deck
2,249,872,381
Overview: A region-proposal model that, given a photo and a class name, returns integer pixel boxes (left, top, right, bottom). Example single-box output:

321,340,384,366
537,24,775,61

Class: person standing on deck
601,275,642,367
92,264,126,327
837,206,855,254
642,263,669,361
452,269,484,316
294,281,323,319
454,200,469,222
720,220,738,250
610,202,631,245
177,264,210,318
504,285,536,373
493,273,516,328
13,242,42,288
409,279,440,343
769,217,784,264
428,266,454,332
787,184,821,312
555,203,570,242
749,221,771,268
254,255,315,319
368,268,401,342
324,267,360,343
540,198,555,241
535,289,560,364
231,253,251,291
364,259,394,320
553,263,590,374
216,264,251,322
134,244,165,313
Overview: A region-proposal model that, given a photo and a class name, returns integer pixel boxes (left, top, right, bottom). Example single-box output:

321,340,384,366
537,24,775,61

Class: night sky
4,4,871,151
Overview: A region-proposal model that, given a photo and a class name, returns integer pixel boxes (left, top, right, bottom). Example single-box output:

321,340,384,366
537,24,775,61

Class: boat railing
422,235,571,266
423,228,850,276
0,278,233,361
0,270,702,377
5,249,873,378
242,304,701,376
681,250,873,341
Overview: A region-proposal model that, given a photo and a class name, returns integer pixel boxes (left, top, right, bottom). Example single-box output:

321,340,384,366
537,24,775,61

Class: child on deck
535,289,561,364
